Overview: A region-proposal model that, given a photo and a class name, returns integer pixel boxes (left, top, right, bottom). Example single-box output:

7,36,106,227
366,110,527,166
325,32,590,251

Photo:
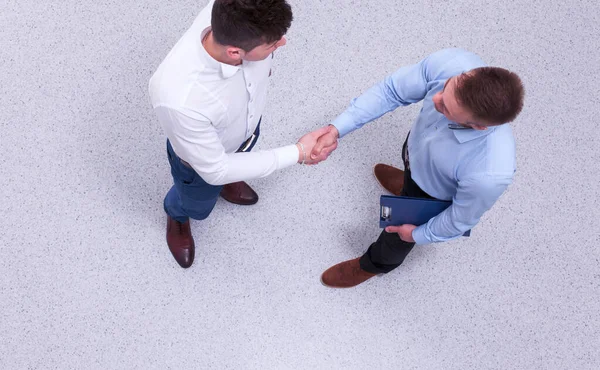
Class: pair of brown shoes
320,163,404,288
168,163,404,283
166,181,258,268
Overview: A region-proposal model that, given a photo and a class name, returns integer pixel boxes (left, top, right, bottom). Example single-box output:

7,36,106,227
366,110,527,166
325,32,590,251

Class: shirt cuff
331,111,357,138
412,225,430,246
272,144,299,168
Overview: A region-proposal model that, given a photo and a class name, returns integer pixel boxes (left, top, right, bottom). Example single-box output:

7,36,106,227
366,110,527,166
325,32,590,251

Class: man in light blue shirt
314,48,525,288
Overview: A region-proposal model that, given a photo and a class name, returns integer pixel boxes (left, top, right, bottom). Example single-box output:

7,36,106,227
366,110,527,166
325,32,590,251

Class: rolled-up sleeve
155,105,299,186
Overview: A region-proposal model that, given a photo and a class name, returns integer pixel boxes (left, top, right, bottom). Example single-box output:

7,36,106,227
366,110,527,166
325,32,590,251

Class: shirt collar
199,27,241,79
431,77,496,143
452,125,496,143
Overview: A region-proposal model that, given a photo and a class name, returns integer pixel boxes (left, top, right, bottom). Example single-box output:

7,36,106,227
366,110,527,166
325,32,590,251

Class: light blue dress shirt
332,48,516,245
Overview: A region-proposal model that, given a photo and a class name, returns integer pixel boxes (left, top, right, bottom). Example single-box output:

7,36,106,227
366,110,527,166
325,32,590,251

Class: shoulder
149,47,217,113
424,48,487,81
149,4,213,105
150,72,224,123
485,124,516,173
459,125,516,182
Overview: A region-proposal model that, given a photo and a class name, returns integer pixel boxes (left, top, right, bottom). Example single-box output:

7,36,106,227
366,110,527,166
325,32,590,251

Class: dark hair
455,67,524,124
211,0,293,52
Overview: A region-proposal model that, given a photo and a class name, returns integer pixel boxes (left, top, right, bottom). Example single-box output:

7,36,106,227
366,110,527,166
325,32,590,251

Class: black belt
402,132,410,171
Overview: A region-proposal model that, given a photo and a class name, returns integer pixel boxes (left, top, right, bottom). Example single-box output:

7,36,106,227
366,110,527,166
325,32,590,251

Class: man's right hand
310,125,339,162
296,126,337,165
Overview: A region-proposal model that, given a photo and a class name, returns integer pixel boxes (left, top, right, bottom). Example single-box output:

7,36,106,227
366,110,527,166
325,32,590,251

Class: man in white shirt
149,0,334,268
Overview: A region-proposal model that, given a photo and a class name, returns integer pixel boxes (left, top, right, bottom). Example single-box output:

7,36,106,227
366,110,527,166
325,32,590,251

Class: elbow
189,153,238,186
197,162,231,186
199,171,226,186
192,156,230,186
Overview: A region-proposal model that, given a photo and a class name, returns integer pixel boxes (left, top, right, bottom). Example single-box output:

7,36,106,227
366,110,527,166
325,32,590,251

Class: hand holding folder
379,195,471,237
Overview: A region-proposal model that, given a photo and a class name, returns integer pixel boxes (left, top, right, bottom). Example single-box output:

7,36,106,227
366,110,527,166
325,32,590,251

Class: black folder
379,195,471,237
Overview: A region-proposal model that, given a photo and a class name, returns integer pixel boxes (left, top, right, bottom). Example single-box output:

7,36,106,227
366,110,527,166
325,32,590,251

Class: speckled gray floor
1,0,599,369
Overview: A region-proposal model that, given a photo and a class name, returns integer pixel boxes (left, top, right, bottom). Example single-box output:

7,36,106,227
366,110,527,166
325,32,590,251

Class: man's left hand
385,224,417,243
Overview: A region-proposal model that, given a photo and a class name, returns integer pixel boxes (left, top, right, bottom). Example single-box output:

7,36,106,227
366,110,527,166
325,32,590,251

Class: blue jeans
164,122,260,223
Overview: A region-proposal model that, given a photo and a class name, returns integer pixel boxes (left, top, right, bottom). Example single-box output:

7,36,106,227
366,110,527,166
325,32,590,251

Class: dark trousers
359,134,436,274
164,121,261,223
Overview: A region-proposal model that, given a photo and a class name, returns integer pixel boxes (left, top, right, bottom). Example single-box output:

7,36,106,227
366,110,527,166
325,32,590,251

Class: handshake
295,125,340,165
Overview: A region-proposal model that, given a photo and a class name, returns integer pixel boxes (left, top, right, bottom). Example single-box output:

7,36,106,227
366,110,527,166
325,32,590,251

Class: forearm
331,80,402,138
197,145,300,185
332,61,431,138
412,221,465,245
412,176,512,245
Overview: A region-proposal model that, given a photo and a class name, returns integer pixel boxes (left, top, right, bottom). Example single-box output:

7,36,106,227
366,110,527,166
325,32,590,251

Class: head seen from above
211,0,292,63
432,67,524,130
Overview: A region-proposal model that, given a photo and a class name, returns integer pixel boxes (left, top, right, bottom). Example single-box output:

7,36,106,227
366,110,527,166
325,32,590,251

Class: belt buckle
239,134,256,152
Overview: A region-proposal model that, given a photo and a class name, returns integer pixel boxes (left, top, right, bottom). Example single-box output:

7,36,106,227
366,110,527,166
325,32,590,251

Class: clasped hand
296,126,417,242
296,125,340,165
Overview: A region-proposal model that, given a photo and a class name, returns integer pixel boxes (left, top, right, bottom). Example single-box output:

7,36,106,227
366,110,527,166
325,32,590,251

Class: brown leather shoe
373,163,404,196
321,258,377,288
166,216,195,268
220,181,258,205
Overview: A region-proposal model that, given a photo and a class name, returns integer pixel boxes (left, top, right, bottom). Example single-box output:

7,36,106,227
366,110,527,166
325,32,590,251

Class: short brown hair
211,0,293,52
455,67,524,125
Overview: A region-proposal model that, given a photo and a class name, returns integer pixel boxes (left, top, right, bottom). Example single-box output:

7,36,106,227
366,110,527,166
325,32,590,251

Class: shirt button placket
247,78,253,134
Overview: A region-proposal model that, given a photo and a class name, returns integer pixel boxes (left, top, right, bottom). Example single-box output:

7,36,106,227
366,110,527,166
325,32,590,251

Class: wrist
328,124,340,139
296,142,306,164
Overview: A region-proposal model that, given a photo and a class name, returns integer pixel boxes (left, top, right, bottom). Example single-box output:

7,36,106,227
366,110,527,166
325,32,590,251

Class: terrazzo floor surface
1,0,599,369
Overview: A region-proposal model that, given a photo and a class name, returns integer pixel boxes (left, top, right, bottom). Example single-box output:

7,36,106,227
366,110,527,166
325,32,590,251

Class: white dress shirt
149,0,299,186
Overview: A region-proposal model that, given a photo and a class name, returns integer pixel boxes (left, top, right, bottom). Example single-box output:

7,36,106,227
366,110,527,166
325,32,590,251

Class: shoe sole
320,275,353,289
319,273,379,289
220,195,259,206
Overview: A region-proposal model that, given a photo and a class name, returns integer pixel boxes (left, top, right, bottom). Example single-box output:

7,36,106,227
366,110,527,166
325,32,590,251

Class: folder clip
381,206,392,221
